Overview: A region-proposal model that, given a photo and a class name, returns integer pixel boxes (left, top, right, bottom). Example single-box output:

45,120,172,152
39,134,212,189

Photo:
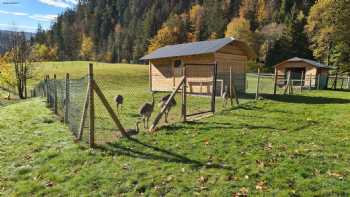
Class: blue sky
0,0,77,32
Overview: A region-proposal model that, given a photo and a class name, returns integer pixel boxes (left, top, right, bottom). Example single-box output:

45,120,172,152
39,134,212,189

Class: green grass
1,86,350,194
31,61,247,143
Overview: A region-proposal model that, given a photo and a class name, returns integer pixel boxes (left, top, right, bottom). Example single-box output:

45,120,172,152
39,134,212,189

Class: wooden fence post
256,66,261,100
284,71,291,95
64,73,70,124
182,65,187,122
229,67,233,106
273,68,277,95
340,77,344,90
300,71,304,93
230,66,239,105
88,63,95,148
46,75,50,104
333,71,338,90
211,62,217,113
53,74,58,114
309,74,312,90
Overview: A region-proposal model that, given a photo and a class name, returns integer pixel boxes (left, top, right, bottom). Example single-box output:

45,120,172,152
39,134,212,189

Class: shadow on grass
98,136,234,171
263,94,350,104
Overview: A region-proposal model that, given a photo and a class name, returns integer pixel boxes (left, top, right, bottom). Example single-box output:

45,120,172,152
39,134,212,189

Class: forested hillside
32,0,350,71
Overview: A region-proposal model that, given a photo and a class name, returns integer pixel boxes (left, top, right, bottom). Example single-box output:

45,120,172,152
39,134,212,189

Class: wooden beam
149,61,152,91
150,77,185,132
230,66,239,105
284,71,291,95
300,71,304,93
92,80,127,137
53,74,58,114
64,73,70,124
211,62,217,112
256,66,261,99
182,66,187,122
273,68,277,95
88,63,95,148
77,85,90,140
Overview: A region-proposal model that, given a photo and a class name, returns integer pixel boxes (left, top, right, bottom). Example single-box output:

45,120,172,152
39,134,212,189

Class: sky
0,0,77,33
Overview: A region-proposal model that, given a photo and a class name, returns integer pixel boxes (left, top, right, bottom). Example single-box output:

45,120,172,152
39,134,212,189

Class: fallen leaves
255,181,267,191
327,171,344,180
233,187,249,197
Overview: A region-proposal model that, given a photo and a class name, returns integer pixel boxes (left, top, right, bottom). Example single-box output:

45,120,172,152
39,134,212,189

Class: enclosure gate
183,63,217,120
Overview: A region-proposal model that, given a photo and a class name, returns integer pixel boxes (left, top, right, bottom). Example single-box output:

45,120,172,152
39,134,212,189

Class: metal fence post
88,63,95,148
64,73,70,124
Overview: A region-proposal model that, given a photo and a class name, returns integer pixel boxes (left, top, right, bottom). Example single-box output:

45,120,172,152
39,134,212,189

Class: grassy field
31,61,254,143
1,90,350,196
1,61,350,195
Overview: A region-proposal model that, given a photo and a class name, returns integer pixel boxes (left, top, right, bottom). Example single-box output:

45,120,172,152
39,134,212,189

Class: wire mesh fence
31,62,349,146
328,75,350,90
32,75,88,138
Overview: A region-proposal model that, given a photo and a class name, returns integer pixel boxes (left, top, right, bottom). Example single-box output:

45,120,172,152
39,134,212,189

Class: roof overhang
141,37,256,61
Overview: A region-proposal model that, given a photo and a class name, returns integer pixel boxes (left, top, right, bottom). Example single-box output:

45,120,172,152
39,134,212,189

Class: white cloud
0,23,37,32
38,0,77,8
0,10,28,16
29,14,58,22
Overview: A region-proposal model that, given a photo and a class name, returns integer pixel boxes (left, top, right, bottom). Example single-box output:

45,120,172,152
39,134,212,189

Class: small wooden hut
274,57,330,89
140,37,256,94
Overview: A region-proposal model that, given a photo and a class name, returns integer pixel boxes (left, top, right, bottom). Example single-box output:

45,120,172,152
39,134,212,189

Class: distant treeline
29,0,350,72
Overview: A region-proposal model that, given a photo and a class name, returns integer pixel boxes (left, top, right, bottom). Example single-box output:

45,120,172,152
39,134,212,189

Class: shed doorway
286,67,305,86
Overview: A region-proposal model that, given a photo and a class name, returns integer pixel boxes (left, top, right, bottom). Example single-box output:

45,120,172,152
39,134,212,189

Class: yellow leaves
148,26,179,53
80,35,94,60
0,54,16,88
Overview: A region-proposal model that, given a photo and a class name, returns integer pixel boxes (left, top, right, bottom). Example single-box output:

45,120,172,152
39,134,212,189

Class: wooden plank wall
150,42,249,94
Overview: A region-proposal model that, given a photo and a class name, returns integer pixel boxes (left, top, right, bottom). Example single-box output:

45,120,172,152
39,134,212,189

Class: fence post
182,65,187,122
46,75,50,104
64,73,70,124
255,65,261,100
53,74,58,114
230,67,233,106
317,74,321,90
88,63,95,148
300,71,304,93
211,62,217,113
309,74,312,90
340,77,344,90
284,71,291,95
230,66,239,105
273,68,277,95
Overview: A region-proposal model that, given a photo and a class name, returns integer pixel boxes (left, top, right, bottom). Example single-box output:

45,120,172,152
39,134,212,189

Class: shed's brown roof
141,37,256,60
275,57,330,69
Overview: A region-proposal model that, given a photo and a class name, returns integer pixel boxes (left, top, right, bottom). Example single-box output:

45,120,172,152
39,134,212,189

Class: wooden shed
140,37,256,95
275,57,330,89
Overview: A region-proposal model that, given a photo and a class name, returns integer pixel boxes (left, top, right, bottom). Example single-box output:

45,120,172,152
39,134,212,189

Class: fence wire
32,75,88,138
32,66,348,146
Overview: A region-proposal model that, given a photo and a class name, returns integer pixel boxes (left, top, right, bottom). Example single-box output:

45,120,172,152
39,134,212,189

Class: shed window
174,60,182,68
